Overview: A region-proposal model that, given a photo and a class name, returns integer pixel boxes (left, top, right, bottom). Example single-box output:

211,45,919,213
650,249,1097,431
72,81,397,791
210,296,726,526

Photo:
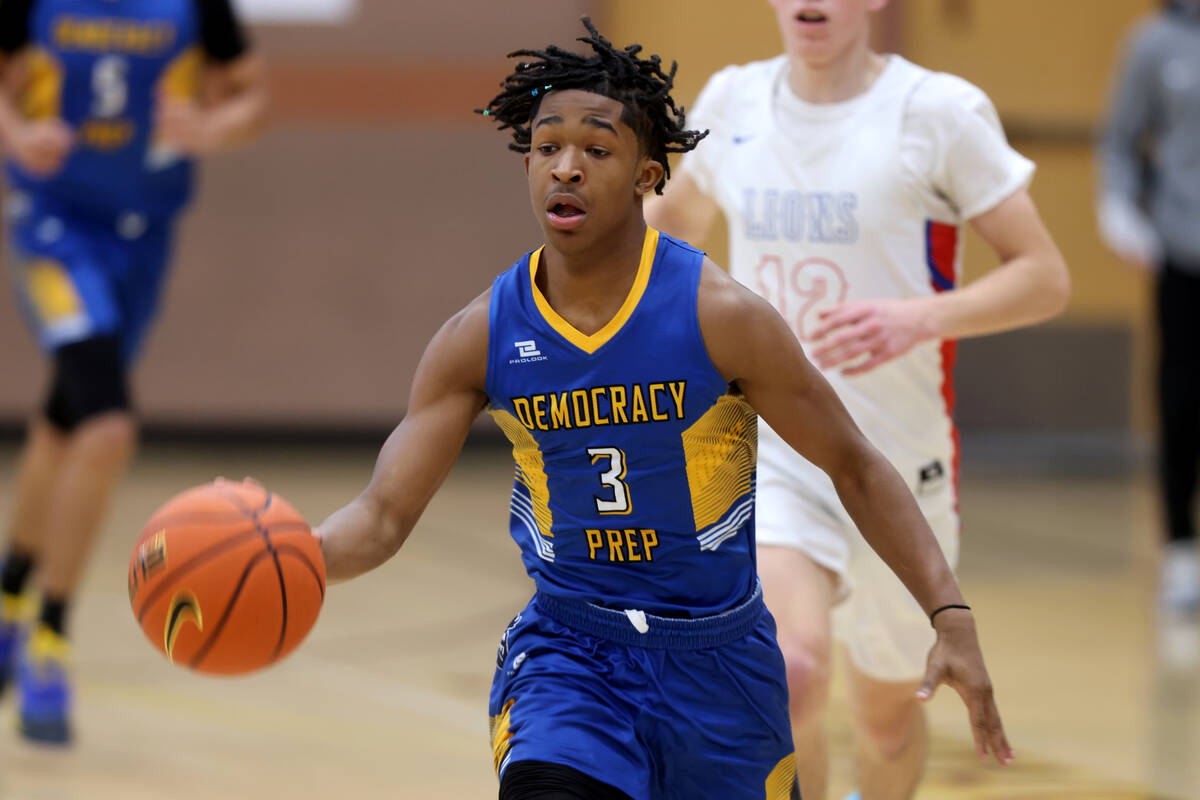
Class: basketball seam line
188,550,271,669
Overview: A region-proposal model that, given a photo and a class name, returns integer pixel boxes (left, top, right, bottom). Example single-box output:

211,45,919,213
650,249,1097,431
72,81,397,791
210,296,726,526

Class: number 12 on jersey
588,447,631,514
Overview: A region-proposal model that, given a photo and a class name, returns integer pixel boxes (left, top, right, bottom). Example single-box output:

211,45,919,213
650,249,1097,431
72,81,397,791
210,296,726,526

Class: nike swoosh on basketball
164,591,203,662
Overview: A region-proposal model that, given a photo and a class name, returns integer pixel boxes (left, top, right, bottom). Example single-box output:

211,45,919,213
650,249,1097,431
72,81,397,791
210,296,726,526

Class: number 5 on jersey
588,447,631,514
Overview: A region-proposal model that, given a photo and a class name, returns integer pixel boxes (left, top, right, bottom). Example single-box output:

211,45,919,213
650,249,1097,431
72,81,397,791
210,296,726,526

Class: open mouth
796,10,828,23
545,196,588,230
551,203,584,218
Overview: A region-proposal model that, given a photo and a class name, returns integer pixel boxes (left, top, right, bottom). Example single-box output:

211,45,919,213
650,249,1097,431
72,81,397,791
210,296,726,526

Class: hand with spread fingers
810,297,937,375
916,607,1014,766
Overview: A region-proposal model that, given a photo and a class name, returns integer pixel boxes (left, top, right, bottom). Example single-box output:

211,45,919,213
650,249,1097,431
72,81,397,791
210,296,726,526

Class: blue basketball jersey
7,0,203,218
485,228,759,617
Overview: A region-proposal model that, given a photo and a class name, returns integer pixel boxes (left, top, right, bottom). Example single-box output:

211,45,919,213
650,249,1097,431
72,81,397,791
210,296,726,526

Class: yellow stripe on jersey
765,752,798,799
21,48,64,121
25,260,83,323
489,408,554,538
489,698,516,775
529,227,659,355
159,46,202,102
680,392,757,531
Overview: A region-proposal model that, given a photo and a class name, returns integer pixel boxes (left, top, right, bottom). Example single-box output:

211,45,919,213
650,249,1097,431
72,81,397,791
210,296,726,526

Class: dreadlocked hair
476,17,707,194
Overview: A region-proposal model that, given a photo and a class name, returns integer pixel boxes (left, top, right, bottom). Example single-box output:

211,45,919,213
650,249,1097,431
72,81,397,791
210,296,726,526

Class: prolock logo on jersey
510,381,687,432
509,340,549,365
743,189,860,244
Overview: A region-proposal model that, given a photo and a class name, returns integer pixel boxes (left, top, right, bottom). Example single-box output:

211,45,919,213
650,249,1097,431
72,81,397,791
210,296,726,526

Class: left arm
812,188,1070,374
156,0,268,154
699,262,1012,765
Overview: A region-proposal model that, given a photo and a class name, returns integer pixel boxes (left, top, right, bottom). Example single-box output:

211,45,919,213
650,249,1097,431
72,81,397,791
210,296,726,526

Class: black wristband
929,604,971,627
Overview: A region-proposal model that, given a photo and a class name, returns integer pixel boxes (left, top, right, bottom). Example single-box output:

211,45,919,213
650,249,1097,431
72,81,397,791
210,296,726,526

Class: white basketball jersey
682,55,1034,497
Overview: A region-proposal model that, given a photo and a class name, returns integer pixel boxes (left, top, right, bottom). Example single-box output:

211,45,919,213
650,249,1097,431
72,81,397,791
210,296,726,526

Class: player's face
768,0,887,66
524,90,663,253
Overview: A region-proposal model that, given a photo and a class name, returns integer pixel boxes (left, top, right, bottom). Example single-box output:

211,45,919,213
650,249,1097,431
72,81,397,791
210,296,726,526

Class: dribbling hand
916,609,1014,766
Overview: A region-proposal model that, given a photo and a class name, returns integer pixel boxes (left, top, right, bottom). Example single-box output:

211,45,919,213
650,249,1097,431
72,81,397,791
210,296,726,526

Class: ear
634,156,665,197
524,154,531,176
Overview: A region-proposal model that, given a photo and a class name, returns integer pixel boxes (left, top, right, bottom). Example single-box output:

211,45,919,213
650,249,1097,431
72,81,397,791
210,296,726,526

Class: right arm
315,291,491,583
1096,20,1161,270
0,0,73,176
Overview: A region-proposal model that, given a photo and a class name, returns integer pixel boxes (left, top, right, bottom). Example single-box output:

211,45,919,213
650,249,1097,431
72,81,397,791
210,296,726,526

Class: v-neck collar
529,227,660,355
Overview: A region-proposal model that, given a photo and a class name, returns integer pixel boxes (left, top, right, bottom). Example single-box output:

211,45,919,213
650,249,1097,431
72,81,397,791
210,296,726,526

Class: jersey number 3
588,447,631,515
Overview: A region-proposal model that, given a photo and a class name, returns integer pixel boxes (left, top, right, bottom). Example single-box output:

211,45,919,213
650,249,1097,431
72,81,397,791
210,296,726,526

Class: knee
44,336,135,436
854,694,923,760
777,632,832,720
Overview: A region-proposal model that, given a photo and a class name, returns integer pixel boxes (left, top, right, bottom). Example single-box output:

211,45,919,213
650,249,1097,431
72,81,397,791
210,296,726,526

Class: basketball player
315,20,1011,800
1098,0,1200,616
0,0,267,743
644,1,1069,798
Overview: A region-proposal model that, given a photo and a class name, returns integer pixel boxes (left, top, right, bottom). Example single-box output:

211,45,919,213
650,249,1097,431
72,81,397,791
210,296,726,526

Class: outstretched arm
698,262,1012,765
316,292,490,583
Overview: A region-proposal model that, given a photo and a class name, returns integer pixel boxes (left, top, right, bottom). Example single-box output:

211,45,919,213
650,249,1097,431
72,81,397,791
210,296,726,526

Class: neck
785,40,886,104
539,212,647,299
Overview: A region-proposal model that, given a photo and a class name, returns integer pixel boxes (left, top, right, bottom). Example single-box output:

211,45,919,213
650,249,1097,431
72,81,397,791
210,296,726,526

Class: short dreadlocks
477,17,707,194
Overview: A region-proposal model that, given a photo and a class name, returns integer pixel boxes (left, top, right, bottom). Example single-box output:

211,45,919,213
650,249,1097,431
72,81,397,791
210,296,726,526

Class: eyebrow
532,114,619,134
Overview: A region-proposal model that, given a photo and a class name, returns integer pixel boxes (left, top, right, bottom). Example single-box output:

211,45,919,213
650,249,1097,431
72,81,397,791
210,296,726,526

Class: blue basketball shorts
489,582,799,800
5,190,175,363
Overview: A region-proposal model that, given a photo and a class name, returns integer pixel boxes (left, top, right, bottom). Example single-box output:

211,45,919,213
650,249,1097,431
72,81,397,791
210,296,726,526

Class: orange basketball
128,479,325,676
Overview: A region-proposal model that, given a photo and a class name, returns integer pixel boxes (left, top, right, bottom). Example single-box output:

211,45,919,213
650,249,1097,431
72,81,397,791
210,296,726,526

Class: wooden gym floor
0,439,1196,799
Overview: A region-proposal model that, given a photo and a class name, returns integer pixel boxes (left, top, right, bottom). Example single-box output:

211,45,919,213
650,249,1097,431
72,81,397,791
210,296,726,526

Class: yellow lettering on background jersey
80,118,135,150
53,16,176,55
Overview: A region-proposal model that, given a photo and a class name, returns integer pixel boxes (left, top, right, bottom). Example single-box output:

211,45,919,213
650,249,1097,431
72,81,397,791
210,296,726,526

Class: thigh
6,195,119,351
646,616,799,800
757,543,838,666
834,500,960,682
115,221,175,362
490,606,650,800
756,420,852,583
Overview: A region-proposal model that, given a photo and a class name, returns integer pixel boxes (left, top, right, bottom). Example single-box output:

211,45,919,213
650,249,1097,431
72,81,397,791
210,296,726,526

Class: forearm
202,77,267,149
832,448,962,614
918,249,1069,341
0,79,23,149
315,488,413,584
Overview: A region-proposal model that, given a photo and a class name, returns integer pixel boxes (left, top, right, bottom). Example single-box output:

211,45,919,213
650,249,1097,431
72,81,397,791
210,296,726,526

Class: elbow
1041,253,1072,320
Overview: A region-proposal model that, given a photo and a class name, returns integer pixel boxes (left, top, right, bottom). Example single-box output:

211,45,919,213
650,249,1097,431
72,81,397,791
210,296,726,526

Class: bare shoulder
696,257,786,383
421,287,492,392
697,256,774,328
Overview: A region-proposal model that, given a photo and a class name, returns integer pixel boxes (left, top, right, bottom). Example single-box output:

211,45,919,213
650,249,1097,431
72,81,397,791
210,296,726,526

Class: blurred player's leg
846,662,926,800
1157,261,1200,614
0,418,69,696
37,410,137,597
758,544,838,800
